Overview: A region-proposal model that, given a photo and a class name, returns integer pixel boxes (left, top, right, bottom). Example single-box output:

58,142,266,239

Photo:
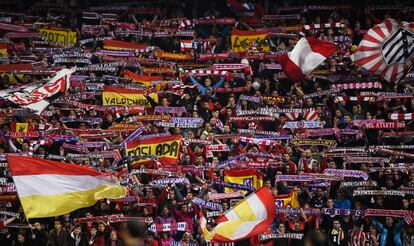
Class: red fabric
306,37,338,57
7,156,106,176
279,53,304,82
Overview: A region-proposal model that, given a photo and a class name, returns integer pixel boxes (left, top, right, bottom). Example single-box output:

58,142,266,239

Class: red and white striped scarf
239,137,280,146
389,113,414,121
186,69,229,76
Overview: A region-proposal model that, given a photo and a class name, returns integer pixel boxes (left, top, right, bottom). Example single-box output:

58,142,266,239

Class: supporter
0,1,412,246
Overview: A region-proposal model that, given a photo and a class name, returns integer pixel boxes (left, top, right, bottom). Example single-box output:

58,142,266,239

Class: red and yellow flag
103,40,146,51
126,135,181,166
102,85,158,107
230,29,270,53
124,70,164,89
154,51,193,61
224,169,263,193
274,191,300,208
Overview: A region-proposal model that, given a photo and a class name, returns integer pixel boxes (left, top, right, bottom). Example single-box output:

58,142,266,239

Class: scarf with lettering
192,197,223,211
212,181,255,192
340,181,378,188
207,191,243,200
149,222,188,232
239,137,280,146
353,190,405,196
259,233,303,241
323,169,368,180
230,116,275,122
154,106,187,114
302,88,341,99
283,121,323,129
291,139,337,147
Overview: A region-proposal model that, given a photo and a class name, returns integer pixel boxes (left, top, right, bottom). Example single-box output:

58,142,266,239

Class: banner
126,135,181,166
102,86,158,107
39,28,77,45
231,29,270,53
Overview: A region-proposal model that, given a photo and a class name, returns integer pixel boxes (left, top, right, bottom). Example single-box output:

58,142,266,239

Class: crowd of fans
0,0,413,246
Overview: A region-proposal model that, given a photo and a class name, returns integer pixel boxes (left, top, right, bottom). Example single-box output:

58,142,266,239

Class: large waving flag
353,19,414,82
0,67,75,114
7,156,126,218
224,169,263,193
200,187,276,242
280,37,337,81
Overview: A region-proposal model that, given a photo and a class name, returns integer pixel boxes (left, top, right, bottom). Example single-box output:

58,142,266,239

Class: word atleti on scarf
283,121,323,129
212,181,255,192
239,137,280,147
291,139,337,147
148,222,188,233
259,233,304,241
353,190,405,196
331,82,382,90
340,181,378,188
363,122,405,129
275,174,341,183
192,197,223,211
230,116,275,122
207,191,244,200
323,169,369,180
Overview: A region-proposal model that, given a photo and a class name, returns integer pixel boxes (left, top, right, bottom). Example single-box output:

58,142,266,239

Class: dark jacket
48,229,69,246
105,239,123,246
69,232,87,246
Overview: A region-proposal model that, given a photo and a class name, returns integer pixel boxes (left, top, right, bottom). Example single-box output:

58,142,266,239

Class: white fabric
14,174,118,196
288,38,327,74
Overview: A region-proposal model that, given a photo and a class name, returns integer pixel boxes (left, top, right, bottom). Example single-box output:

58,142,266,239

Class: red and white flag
280,37,337,81
180,40,193,51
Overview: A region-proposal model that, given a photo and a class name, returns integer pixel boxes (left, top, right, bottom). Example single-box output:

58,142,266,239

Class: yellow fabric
20,185,126,218
0,48,8,57
39,28,77,45
14,122,28,144
275,191,300,208
202,192,258,241
231,32,270,53
224,174,263,194
102,91,158,107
